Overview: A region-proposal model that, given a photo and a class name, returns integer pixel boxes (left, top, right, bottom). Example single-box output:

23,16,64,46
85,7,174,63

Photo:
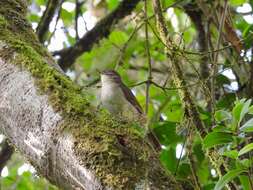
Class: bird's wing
121,84,143,114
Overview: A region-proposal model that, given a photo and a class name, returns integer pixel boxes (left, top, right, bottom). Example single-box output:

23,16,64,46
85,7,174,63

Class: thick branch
0,0,182,189
36,0,62,43
54,0,141,70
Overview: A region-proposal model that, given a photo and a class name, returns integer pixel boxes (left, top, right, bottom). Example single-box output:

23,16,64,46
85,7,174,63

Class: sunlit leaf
239,175,251,190
230,0,246,6
223,150,238,159
109,30,128,45
240,118,253,132
106,0,119,10
61,9,74,26
248,105,253,114
232,99,251,127
214,169,246,190
238,143,253,156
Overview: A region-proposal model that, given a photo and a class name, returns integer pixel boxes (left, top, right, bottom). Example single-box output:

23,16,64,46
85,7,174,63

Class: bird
100,70,161,150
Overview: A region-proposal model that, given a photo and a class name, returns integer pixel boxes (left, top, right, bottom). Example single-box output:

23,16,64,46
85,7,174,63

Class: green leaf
153,121,181,145
242,24,253,49
238,143,253,156
203,132,234,149
196,160,210,184
61,9,74,26
223,150,238,159
36,0,46,5
214,169,246,190
232,99,251,126
232,99,244,123
239,175,251,190
193,142,205,162
212,125,228,132
216,74,231,86
237,159,252,169
216,93,236,109
28,14,40,22
177,163,191,178
240,99,252,121
230,0,246,6
109,30,128,45
215,110,232,122
161,0,176,7
240,118,253,132
160,148,177,173
106,0,119,10
248,105,253,114
164,102,184,122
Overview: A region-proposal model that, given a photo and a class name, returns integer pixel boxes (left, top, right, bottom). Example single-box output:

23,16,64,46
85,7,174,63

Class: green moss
0,9,151,190
0,0,48,58
73,111,151,189
0,15,7,29
0,36,91,120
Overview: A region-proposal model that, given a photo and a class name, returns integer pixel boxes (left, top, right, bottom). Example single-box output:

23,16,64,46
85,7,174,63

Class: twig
144,0,152,114
56,0,141,70
75,0,87,40
114,22,144,69
47,0,65,46
174,120,190,176
211,0,228,124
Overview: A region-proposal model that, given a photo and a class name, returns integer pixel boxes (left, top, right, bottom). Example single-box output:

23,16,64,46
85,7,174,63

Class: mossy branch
151,1,238,189
0,0,186,189
152,0,206,138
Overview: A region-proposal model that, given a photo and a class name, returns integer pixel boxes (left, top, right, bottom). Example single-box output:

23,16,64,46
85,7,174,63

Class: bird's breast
101,85,125,113
100,83,141,120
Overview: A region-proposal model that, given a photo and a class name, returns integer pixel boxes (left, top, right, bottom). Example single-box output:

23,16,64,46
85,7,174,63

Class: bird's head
100,70,122,85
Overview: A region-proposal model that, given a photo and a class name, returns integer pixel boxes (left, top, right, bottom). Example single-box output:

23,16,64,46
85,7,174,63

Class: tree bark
0,0,183,189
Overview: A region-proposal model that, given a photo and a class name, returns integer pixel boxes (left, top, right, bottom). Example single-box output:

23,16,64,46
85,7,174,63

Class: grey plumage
100,70,161,150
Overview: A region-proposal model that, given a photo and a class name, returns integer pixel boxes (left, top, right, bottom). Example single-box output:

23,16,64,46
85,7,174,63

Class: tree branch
152,2,238,189
183,4,209,82
152,0,207,137
0,1,186,189
54,0,141,71
36,0,62,43
183,4,212,112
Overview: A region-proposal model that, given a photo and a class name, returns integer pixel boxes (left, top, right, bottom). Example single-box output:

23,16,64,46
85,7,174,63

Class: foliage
0,154,58,190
